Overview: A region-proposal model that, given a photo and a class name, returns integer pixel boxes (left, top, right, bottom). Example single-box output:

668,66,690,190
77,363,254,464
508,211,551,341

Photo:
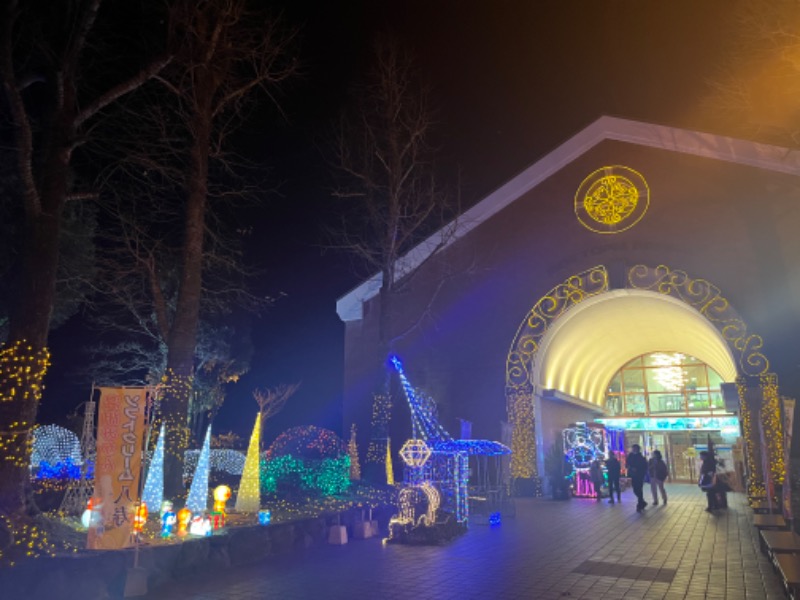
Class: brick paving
144,484,785,600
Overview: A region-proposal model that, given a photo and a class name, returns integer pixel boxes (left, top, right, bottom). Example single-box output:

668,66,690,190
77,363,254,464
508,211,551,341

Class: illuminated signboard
595,416,739,433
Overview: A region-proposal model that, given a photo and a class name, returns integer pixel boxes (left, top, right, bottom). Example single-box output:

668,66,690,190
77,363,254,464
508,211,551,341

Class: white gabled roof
336,115,800,322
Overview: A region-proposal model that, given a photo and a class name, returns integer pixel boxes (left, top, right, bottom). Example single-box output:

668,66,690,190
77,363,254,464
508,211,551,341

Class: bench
752,500,782,515
774,553,800,600
753,514,789,531
760,530,800,559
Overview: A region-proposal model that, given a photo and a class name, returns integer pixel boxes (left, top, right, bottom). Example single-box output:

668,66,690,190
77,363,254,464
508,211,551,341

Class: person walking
698,450,719,512
626,444,648,512
648,449,669,506
589,457,604,502
606,452,622,504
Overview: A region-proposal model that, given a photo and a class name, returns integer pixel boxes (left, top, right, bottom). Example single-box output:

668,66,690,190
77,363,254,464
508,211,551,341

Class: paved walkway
144,484,785,600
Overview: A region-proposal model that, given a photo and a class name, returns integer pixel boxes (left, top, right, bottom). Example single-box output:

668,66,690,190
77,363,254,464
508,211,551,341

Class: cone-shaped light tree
142,424,165,514
235,414,261,513
187,425,211,513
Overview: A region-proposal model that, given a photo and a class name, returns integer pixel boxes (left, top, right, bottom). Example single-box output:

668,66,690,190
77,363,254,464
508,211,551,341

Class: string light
142,424,165,514
236,414,261,513
760,374,784,489
348,424,361,481
30,425,81,470
186,426,211,513
183,448,246,478
737,377,765,501
262,426,350,496
366,393,392,468
0,341,51,470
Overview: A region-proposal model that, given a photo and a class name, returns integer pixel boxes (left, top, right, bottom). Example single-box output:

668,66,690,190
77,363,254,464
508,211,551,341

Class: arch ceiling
534,289,738,408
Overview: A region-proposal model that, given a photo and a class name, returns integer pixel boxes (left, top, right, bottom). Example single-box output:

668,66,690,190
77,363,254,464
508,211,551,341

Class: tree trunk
0,209,61,518
161,107,210,501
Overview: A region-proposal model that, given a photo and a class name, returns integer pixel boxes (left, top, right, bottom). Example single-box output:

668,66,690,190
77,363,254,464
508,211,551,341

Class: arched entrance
505,264,780,498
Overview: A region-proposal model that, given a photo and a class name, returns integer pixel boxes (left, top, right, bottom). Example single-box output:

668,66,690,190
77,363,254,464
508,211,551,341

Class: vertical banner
782,397,796,521
87,387,148,550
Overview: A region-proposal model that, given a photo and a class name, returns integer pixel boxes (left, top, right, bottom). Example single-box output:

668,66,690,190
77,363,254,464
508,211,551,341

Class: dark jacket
626,452,648,480
605,456,621,479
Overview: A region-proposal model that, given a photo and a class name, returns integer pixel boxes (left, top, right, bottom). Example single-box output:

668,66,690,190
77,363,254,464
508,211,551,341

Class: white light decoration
142,423,165,515
183,448,246,478
235,413,261,513
186,425,211,513
30,424,82,469
651,352,687,391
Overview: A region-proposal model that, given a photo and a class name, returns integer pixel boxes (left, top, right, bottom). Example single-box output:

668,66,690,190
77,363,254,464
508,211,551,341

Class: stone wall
0,511,378,600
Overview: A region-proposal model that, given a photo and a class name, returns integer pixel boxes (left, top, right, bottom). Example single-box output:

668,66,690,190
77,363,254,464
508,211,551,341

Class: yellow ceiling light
533,289,738,407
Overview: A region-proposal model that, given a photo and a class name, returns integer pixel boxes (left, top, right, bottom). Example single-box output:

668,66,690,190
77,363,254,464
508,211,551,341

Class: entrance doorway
622,429,743,490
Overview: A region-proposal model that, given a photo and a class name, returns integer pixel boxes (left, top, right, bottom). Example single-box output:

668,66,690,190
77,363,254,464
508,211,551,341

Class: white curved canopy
533,289,739,407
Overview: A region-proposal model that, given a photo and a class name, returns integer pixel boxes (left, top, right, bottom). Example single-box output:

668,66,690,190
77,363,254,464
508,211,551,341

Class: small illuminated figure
189,513,212,537
258,509,271,526
213,485,231,514
160,500,176,538
177,507,191,537
132,501,148,539
82,497,104,531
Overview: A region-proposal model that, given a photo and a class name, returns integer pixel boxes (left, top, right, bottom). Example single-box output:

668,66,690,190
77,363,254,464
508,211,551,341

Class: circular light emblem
575,165,649,234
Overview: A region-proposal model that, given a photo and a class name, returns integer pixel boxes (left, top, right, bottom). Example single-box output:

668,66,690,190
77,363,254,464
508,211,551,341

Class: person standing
626,444,648,512
589,457,604,502
648,449,669,506
698,450,719,512
606,452,622,504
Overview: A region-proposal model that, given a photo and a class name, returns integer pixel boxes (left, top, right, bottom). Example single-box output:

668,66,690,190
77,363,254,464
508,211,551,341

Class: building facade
337,116,800,494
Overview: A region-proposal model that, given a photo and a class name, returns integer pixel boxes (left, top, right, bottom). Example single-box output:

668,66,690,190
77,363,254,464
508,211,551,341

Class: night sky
42,1,755,445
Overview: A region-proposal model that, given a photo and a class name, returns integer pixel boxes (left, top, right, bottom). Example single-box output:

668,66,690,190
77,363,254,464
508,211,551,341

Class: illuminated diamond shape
399,439,431,467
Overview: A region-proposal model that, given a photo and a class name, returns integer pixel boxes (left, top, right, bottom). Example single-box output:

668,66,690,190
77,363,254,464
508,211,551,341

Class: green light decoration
186,425,211,513
236,414,261,513
261,426,350,497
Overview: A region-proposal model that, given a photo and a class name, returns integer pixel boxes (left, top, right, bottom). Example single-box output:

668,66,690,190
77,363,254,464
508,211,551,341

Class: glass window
687,390,710,411
605,394,623,416
603,352,730,418
707,369,724,391
684,365,708,390
624,394,646,415
622,369,645,394
649,393,686,414
646,365,685,393
623,356,644,368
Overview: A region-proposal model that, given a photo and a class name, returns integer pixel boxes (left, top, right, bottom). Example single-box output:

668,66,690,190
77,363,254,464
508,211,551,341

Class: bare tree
0,0,169,524
253,383,301,423
253,382,300,453
329,38,460,479
92,0,297,500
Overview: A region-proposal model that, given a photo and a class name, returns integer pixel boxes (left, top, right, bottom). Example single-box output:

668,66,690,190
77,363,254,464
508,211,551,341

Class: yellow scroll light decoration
575,165,650,234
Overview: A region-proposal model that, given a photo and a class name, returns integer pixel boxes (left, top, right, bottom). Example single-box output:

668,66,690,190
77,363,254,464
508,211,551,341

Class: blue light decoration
186,425,211,513
36,457,82,480
142,423,165,516
258,509,271,525
489,512,501,526
388,355,510,525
